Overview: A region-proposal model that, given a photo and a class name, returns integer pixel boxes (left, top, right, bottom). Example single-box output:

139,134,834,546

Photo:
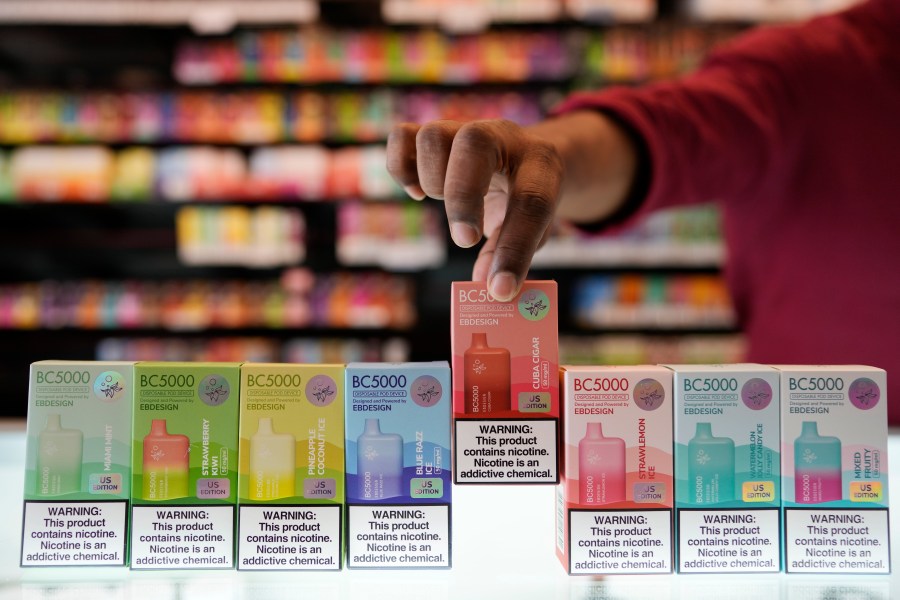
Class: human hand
386,119,564,302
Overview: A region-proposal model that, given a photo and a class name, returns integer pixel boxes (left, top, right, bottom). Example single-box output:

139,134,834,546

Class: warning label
785,508,890,574
569,510,672,574
131,505,234,569
238,505,341,570
454,419,557,484
347,504,450,568
21,501,127,566
678,509,780,573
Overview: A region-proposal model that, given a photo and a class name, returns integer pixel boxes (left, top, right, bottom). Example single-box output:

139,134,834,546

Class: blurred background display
0,0,860,416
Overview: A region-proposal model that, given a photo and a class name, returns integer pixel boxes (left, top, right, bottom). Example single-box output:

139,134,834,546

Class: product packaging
345,362,451,568
451,281,559,484
776,365,890,574
557,365,673,574
130,362,240,570
668,364,781,573
21,361,134,567
237,363,344,570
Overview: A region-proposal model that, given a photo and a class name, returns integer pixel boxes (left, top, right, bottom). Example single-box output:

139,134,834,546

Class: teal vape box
668,364,781,573
21,361,134,567
344,362,451,569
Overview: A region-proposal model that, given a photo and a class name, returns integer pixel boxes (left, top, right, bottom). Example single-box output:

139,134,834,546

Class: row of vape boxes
20,281,889,575
453,282,890,576
556,362,889,576
22,361,451,571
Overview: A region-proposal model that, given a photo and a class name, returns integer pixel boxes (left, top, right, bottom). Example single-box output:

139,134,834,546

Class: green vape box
21,361,134,567
237,363,345,570
130,362,241,570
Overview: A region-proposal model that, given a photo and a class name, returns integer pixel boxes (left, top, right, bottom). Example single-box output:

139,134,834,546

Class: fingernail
489,271,518,301
450,222,480,248
403,184,426,201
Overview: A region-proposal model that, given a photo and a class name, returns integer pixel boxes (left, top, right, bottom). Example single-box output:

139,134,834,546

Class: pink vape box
451,281,559,485
557,365,674,575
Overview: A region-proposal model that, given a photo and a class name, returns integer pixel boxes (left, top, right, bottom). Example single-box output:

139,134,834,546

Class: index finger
486,141,562,301
386,122,426,200
441,120,515,248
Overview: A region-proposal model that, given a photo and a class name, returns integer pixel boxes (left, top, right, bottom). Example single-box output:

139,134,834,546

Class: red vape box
557,365,674,575
451,281,559,485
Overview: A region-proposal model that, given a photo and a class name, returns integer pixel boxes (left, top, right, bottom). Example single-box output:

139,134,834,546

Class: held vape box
557,365,673,575
345,362,451,569
668,364,781,574
237,363,344,571
130,362,241,570
776,365,890,574
451,281,559,485
21,361,134,567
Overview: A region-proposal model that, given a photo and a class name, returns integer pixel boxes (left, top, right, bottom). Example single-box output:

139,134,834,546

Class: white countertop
0,420,895,600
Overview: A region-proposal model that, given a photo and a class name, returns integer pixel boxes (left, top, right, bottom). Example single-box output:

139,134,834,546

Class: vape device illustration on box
463,332,510,414
357,418,402,500
688,422,735,503
249,417,296,501
794,420,842,503
142,419,190,501
36,413,83,496
578,422,625,505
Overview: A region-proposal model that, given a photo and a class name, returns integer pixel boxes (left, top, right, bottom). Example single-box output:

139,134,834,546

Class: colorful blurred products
170,25,737,86
95,336,409,364
336,202,445,270
573,273,735,329
176,205,306,268
0,28,738,149
578,26,731,83
174,27,577,85
559,334,746,366
0,272,416,331
534,205,723,267
0,89,546,145
8,146,114,202
2,144,405,202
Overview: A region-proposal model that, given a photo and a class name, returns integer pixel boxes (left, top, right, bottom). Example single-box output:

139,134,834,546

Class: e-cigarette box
776,365,890,574
344,362,451,569
130,362,241,570
451,281,559,485
21,361,134,567
557,365,673,575
668,364,781,574
237,363,344,571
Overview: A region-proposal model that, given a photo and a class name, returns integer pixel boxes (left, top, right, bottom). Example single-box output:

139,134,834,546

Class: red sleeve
552,8,869,225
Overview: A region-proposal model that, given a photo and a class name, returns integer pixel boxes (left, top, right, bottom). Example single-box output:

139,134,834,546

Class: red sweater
557,0,900,421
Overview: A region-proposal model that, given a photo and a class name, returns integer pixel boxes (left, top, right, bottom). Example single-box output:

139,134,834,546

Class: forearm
525,110,639,226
